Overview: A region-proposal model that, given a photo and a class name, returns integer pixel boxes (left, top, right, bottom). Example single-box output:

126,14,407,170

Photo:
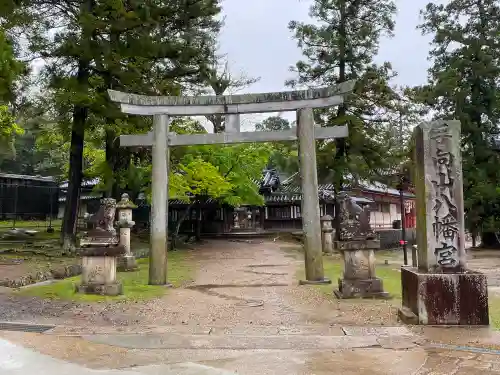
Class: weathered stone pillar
150,114,169,285
334,239,389,299
117,193,138,272
77,246,125,296
399,120,489,325
321,215,334,254
297,108,330,285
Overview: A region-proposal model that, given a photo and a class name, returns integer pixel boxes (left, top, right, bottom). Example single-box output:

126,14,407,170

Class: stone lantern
320,215,334,254
116,193,138,271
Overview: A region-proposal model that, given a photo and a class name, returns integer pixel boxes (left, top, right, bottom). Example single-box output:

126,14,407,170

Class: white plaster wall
371,203,398,229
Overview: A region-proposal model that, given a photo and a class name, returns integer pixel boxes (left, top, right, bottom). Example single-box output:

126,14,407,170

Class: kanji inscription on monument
430,124,459,267
414,120,465,271
399,119,488,326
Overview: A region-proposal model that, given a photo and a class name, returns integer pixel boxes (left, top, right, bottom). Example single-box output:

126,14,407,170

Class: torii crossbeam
108,80,355,286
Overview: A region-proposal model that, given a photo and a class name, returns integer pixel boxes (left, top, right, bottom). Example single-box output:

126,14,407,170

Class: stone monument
399,120,489,325
116,193,138,271
77,198,125,296
334,192,389,299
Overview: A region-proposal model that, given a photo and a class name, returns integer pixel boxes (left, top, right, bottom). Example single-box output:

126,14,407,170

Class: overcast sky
214,0,433,131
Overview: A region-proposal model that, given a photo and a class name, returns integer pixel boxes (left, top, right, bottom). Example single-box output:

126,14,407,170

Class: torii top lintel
107,80,355,116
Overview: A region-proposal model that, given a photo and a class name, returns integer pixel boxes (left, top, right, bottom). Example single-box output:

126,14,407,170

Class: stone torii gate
108,81,355,285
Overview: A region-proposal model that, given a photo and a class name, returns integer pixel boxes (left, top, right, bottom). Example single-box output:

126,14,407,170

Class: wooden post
297,108,330,284
149,114,169,285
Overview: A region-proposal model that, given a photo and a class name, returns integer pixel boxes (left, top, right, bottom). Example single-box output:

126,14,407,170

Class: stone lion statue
88,198,117,236
337,192,376,240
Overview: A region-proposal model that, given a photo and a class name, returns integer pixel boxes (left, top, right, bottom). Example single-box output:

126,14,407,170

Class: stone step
45,324,412,338
82,331,419,350
0,338,236,375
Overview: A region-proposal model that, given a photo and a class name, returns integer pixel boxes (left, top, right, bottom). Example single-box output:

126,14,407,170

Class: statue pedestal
334,239,390,299
77,246,125,296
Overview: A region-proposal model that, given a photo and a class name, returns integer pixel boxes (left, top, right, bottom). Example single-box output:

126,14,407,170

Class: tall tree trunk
105,128,129,199
104,129,114,198
333,0,347,241
195,203,202,241
103,29,129,200
172,203,194,249
61,59,89,252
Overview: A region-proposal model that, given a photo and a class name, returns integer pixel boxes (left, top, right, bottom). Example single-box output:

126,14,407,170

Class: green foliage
255,116,291,132
0,27,25,160
0,104,23,158
126,118,270,207
0,0,221,178
35,120,104,180
417,0,500,233
169,159,234,202
0,28,25,104
254,117,298,176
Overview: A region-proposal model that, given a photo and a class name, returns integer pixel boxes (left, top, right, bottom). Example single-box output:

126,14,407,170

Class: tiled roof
0,172,56,183
169,198,218,205
357,179,414,198
58,193,104,202
59,178,100,189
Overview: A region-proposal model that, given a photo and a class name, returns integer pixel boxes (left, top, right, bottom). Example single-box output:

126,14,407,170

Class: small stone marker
116,193,138,272
399,120,489,325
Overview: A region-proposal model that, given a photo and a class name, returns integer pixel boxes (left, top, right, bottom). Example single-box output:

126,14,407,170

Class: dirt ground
0,253,78,283
2,240,500,374
1,241,500,326
0,239,399,327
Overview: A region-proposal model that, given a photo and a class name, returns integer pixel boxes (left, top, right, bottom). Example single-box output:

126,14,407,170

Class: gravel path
0,239,398,328
2,240,500,374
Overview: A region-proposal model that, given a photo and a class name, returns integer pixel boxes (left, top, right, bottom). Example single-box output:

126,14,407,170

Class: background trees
2,0,500,246
288,0,405,237
1,0,222,249
417,0,500,244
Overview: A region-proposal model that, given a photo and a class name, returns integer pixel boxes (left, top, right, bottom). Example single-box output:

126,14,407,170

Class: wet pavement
1,240,500,373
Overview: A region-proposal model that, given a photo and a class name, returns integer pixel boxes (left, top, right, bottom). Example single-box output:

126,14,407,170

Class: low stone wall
0,264,82,288
376,228,416,250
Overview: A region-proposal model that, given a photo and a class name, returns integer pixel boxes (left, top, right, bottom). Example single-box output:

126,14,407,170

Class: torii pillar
108,81,355,285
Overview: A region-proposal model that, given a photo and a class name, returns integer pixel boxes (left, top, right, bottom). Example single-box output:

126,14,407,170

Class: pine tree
1,0,222,250
418,0,500,244
0,28,25,157
288,0,399,238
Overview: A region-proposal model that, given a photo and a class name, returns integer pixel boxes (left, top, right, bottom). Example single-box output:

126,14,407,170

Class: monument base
76,282,123,296
399,267,489,325
117,254,138,272
334,277,390,299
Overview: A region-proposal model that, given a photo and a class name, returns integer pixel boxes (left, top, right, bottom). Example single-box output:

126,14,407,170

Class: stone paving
1,240,500,374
